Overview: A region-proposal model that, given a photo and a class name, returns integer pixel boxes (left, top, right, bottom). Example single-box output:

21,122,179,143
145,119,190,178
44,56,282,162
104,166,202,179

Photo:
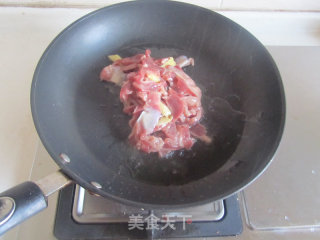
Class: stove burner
72,185,225,223
54,184,242,239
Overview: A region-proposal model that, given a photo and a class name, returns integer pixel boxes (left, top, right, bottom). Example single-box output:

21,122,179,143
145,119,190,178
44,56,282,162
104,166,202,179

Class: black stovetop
54,184,242,239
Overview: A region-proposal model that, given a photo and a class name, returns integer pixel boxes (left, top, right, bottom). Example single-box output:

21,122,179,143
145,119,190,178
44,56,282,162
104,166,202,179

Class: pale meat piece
100,49,211,157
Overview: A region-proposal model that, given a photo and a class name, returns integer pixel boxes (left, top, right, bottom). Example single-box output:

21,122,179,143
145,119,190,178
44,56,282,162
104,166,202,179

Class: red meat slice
166,93,184,120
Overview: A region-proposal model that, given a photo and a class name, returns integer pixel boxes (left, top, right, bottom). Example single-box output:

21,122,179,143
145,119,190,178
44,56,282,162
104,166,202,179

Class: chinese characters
128,214,192,231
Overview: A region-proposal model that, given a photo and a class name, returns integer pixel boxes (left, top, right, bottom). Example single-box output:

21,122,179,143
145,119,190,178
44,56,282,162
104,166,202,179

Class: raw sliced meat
100,50,211,157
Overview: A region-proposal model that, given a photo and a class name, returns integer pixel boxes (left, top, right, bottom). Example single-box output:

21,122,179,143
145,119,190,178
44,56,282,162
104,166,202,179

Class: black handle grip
0,181,47,236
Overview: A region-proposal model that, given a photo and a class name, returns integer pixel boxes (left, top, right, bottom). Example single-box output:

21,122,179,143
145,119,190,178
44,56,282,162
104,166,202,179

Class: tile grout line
219,0,223,9
27,140,40,181
0,3,319,12
14,141,40,240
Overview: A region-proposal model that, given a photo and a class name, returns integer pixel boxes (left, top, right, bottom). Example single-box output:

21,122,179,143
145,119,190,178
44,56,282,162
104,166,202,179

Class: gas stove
54,185,242,239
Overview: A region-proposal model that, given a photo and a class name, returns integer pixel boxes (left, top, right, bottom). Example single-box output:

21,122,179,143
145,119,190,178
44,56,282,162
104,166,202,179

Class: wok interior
81,45,246,186
32,1,284,206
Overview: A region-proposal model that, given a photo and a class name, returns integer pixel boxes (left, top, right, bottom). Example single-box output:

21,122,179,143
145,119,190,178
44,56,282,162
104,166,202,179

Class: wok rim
30,0,286,209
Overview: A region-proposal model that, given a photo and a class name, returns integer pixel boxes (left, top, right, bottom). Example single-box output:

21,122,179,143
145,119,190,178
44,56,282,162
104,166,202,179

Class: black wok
0,0,285,235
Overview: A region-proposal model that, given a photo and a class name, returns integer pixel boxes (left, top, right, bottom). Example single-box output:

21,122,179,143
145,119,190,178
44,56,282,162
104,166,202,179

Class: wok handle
0,171,71,236
0,182,47,236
